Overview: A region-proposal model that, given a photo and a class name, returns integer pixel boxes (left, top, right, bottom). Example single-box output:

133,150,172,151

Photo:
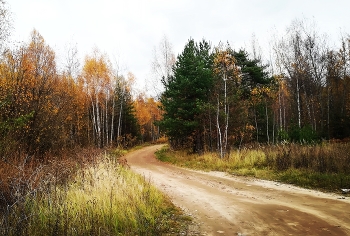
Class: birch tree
82,50,112,148
0,0,11,53
213,44,240,157
274,19,328,140
151,35,175,98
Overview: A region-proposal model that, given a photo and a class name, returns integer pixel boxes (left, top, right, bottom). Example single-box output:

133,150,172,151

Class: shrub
288,125,318,143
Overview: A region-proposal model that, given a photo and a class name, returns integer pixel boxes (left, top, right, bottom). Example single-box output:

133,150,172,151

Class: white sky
8,0,350,94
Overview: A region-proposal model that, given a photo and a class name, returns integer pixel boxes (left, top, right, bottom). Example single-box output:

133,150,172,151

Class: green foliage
277,129,289,142
233,49,273,99
288,125,319,143
0,111,34,133
275,169,350,190
159,39,213,151
0,111,35,157
121,98,140,146
155,147,176,163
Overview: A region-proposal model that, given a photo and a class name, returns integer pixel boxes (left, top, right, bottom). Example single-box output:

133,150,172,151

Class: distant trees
0,30,140,160
80,53,140,149
158,19,350,155
273,19,350,142
274,20,324,131
324,37,350,139
2,8,350,161
134,93,161,143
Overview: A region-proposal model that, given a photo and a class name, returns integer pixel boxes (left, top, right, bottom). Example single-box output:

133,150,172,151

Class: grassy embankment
0,148,191,235
156,142,350,192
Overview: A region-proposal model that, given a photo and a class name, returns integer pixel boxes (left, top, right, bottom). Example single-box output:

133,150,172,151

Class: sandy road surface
126,145,350,236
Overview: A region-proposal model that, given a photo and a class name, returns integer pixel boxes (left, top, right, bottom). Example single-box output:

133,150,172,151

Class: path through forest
126,145,350,236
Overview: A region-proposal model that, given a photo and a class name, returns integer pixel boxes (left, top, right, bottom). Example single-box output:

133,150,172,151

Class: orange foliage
133,93,162,142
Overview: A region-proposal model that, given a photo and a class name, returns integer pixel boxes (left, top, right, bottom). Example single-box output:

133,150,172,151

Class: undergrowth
0,148,191,235
155,142,350,192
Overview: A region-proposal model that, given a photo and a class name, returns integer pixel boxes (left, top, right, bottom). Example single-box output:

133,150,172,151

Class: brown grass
0,147,102,208
156,142,350,192
0,147,194,235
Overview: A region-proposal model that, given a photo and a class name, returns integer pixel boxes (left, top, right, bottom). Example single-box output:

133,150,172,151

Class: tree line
0,28,160,160
2,0,350,160
159,20,350,156
0,0,160,160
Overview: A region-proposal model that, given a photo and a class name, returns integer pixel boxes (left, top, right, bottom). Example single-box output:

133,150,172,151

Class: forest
0,28,163,159
1,0,350,234
160,23,350,156
0,4,349,160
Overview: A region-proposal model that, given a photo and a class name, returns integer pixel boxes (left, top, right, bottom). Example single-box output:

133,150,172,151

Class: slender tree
213,43,240,157
151,35,175,98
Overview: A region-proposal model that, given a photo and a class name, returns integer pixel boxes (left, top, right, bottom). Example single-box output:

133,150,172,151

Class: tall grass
156,142,350,192
0,150,190,235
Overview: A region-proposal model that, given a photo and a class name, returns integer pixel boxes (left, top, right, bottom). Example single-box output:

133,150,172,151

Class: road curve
125,145,350,236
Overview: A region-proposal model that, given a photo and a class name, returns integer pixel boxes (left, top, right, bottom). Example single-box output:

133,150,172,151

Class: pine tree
233,50,275,143
159,39,213,152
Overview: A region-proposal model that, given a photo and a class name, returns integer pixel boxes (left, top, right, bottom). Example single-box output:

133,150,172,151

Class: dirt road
126,145,350,236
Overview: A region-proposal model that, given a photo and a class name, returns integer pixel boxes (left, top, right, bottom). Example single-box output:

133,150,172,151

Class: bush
277,129,289,142
288,125,318,143
274,145,292,171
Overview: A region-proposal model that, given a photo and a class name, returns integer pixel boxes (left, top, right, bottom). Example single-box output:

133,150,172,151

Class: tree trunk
89,94,97,145
110,91,115,145
296,77,301,128
105,90,109,146
216,96,223,158
117,92,124,146
279,84,283,129
223,74,228,156
265,101,270,143
254,106,259,142
95,95,102,148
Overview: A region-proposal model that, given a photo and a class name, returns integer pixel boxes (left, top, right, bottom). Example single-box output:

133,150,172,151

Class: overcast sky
9,0,350,93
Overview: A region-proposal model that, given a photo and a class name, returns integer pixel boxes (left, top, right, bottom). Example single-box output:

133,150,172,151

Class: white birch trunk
216,96,223,158
110,90,115,145
296,77,301,128
105,90,109,146
224,102,228,155
265,101,270,143
254,107,259,142
89,94,97,143
117,87,125,146
279,84,282,129
117,100,123,146
95,95,102,148
223,73,228,156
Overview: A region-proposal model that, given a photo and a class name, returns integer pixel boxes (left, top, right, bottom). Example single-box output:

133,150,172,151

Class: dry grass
0,148,192,236
156,142,350,192
0,147,101,208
